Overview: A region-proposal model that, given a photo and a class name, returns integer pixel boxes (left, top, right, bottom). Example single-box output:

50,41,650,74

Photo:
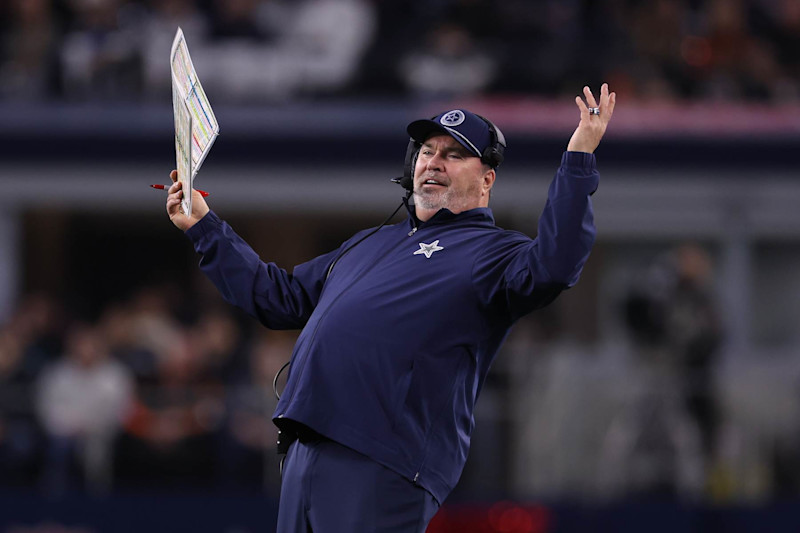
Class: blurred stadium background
1,0,800,531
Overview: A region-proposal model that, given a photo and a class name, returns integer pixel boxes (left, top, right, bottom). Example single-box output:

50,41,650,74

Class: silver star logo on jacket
413,240,444,259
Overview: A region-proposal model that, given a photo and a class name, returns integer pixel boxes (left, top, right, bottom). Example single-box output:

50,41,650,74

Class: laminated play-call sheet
170,27,219,216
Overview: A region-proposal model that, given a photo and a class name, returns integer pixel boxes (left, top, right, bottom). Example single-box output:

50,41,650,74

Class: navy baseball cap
407,109,495,165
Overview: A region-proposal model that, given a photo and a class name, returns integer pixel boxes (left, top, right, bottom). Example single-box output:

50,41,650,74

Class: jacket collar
402,195,495,229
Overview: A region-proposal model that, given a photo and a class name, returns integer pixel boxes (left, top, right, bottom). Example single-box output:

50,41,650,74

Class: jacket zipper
279,226,420,409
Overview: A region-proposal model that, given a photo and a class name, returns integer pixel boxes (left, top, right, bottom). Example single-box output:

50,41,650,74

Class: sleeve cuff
562,151,597,175
185,210,222,244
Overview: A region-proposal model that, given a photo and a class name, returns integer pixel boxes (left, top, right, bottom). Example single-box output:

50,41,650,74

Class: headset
392,113,507,192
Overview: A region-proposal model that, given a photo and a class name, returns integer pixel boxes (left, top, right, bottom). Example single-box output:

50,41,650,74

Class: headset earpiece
392,137,418,192
476,114,506,169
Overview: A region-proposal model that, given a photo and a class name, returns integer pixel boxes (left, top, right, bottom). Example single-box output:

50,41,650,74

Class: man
166,84,616,532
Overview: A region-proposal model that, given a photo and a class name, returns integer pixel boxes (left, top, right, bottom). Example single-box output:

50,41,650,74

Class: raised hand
567,83,617,154
166,169,210,231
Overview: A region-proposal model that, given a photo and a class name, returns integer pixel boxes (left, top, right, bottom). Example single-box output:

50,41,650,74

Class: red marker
150,184,209,197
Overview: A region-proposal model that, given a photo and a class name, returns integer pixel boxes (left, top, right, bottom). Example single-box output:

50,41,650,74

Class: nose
425,151,444,171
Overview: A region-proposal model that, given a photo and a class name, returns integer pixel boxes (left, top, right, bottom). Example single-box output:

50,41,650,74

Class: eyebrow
422,141,472,157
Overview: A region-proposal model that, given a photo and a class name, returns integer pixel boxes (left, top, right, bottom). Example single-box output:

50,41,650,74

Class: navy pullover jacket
185,151,599,503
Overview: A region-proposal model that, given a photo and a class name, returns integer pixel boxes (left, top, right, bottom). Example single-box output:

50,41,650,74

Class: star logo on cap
413,240,444,259
440,110,465,127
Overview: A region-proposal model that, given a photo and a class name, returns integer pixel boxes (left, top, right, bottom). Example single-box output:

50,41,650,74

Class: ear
482,168,496,195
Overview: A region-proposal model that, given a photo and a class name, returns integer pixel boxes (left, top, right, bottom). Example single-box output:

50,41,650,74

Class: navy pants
277,437,439,532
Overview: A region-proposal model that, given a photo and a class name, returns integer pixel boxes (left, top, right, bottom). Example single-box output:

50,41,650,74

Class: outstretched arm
186,211,336,329
478,85,616,320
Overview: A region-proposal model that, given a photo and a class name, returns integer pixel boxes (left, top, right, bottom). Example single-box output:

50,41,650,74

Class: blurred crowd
0,288,295,497
0,241,734,500
0,0,799,104
3,241,800,503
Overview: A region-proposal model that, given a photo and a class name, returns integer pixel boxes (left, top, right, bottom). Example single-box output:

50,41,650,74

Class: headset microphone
390,138,418,192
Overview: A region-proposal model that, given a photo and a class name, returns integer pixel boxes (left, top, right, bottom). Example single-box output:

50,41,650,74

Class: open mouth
421,178,446,187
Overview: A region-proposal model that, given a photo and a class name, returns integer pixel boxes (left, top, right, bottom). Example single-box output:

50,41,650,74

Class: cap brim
407,119,481,157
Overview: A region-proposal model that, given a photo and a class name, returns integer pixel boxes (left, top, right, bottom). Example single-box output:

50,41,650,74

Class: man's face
412,134,495,221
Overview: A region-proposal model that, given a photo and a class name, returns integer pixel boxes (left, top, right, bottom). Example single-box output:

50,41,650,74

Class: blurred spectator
0,0,62,99
0,324,43,486
577,0,638,95
773,0,800,81
218,329,296,494
14,293,67,367
97,301,160,386
628,0,696,100
207,0,272,41
622,243,723,493
286,0,376,95
751,0,800,102
185,0,376,102
185,0,293,101
354,0,429,95
698,0,773,101
35,322,134,496
59,0,147,100
492,0,584,95
399,22,497,99
189,307,249,384
1,0,798,103
140,0,210,100
125,285,185,362
115,328,224,488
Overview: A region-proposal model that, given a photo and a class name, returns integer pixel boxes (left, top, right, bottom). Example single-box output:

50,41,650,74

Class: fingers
579,83,617,123
606,90,617,119
166,192,183,213
599,83,618,122
166,179,183,216
583,86,598,110
170,170,178,183
575,95,589,121
166,196,182,212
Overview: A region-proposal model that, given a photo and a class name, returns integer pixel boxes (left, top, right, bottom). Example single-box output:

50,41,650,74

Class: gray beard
413,190,448,212
413,192,439,210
